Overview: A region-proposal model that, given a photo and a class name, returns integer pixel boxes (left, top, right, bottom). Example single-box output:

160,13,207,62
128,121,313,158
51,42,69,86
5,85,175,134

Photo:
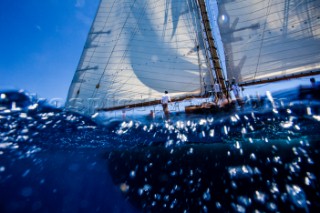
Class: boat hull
185,102,236,114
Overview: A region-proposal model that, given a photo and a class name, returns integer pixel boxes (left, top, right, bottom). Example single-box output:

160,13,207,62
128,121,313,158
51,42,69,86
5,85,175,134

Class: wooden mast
197,0,228,98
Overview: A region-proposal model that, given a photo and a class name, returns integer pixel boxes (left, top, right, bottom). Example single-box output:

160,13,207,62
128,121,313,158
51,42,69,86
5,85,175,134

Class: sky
0,0,100,102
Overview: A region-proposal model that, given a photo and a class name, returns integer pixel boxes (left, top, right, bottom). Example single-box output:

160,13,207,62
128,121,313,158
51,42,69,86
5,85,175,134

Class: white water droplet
203,188,211,201
130,170,136,178
250,153,256,161
286,184,307,209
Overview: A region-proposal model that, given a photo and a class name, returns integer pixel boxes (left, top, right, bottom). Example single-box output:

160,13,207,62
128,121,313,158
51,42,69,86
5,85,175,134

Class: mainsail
216,0,320,85
67,0,217,114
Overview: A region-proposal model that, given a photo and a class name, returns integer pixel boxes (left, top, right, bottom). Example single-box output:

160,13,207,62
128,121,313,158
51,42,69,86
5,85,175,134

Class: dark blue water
1,88,320,212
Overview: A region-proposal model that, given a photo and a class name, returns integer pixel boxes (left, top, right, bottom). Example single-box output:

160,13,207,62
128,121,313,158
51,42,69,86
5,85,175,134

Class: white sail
216,0,320,84
67,0,211,113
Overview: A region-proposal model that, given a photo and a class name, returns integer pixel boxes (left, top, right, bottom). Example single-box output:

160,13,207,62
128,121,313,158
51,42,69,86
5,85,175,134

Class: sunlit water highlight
0,96,320,212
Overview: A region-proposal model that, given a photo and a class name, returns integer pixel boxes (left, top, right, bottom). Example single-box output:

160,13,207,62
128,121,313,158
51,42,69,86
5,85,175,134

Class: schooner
66,0,320,115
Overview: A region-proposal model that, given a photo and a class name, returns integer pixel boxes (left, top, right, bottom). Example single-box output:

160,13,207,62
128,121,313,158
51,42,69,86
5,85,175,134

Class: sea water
0,91,320,212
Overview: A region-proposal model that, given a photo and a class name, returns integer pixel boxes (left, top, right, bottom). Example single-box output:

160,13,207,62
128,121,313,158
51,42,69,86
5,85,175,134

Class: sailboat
66,0,320,118
64,1,320,211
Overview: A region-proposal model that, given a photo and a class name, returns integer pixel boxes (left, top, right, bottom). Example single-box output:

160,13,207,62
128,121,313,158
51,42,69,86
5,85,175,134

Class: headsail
67,0,213,114
217,0,320,85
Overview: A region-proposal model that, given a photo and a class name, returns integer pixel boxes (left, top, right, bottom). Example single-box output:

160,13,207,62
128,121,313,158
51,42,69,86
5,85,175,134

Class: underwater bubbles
286,184,308,210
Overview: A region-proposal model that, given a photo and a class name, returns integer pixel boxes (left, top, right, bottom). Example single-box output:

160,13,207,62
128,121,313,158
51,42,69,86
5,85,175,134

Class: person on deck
214,80,221,104
299,78,319,100
230,78,243,106
161,91,171,115
309,77,320,99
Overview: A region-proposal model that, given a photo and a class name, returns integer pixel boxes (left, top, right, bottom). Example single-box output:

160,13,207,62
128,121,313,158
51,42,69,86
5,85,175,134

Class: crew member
161,91,171,115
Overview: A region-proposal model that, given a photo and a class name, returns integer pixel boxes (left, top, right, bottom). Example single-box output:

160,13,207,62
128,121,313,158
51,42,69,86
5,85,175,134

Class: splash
1,93,320,212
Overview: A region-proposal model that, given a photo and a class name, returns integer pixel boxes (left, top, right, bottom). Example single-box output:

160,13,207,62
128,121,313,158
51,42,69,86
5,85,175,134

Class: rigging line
89,35,199,45
228,37,320,62
206,0,226,77
102,1,143,90
241,66,320,82
94,2,174,15
229,0,319,16
69,0,102,99
73,1,112,101
87,77,202,88
198,0,226,95
90,20,203,36
195,0,215,89
92,0,139,100
162,0,169,39
227,40,320,65
84,65,203,79
202,0,217,87
225,0,268,4
87,40,199,52
193,0,209,93
237,50,320,72
187,0,205,94
254,12,320,33
96,84,198,97
240,69,320,87
83,49,208,61
236,11,320,30
186,0,196,39
85,49,207,61
303,2,316,37
287,0,313,15
104,80,198,93
99,72,202,86
228,44,320,67
230,4,320,25
104,0,150,100
98,81,201,92
282,0,313,35
97,1,134,91
226,0,267,12
230,22,320,55
94,11,195,26
171,1,181,86
97,82,200,96
226,0,318,12
111,2,155,95
229,39,320,60
76,0,118,96
231,4,320,25
83,58,207,69
253,0,272,80
113,0,160,86
284,0,316,36
185,0,198,46
244,56,320,76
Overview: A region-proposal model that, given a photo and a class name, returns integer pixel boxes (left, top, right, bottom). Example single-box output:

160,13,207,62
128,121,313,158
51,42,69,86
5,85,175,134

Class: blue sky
0,0,99,101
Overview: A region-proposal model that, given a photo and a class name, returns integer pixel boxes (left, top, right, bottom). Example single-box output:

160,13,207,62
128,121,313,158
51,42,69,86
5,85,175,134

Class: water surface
1,91,320,212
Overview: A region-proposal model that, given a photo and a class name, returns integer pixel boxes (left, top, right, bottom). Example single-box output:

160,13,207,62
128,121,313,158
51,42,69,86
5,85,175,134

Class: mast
197,0,228,98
